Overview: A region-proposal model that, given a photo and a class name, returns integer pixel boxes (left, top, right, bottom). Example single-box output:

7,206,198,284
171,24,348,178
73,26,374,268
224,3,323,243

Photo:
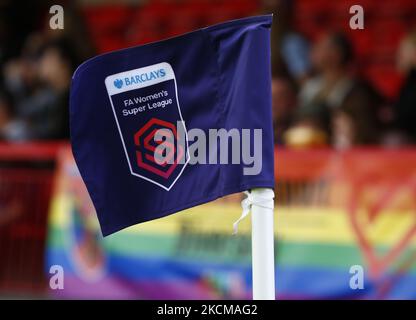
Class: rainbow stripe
47,193,416,299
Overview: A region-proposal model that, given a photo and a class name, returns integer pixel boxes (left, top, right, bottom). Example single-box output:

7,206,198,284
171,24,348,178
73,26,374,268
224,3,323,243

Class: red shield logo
134,118,188,188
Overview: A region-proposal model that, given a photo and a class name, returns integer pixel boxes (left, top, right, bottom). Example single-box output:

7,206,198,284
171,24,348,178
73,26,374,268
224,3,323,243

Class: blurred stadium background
1,0,416,299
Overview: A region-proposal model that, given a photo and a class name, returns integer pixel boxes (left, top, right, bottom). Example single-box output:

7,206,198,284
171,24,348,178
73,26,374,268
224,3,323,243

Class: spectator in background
0,2,93,142
395,29,416,143
271,77,297,145
36,38,75,139
262,0,311,83
0,90,15,139
2,33,45,116
287,32,383,149
331,84,382,150
2,37,77,141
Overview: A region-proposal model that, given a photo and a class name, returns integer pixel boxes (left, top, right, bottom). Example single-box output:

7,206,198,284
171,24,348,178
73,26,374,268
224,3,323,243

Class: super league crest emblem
105,62,189,190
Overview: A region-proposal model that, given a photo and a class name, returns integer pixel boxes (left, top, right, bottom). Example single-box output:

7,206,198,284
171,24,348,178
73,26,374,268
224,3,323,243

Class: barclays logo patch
111,68,167,91
114,79,123,89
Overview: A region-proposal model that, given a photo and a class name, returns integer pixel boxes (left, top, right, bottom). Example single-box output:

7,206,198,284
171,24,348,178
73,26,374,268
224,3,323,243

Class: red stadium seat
375,0,416,18
295,0,331,18
365,64,404,100
82,5,131,33
80,0,410,100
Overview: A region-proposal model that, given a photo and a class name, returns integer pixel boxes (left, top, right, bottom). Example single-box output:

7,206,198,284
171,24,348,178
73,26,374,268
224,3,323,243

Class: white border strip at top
105,62,175,95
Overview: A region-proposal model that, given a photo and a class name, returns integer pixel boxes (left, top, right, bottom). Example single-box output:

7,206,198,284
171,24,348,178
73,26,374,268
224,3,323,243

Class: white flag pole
233,188,275,299
250,188,275,300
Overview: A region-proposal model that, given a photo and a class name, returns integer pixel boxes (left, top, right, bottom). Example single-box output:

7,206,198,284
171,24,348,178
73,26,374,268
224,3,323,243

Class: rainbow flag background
46,148,416,299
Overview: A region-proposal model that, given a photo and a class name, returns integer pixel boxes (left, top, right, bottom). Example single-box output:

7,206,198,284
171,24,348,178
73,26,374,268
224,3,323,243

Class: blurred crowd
266,0,416,149
0,0,415,148
0,1,93,142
